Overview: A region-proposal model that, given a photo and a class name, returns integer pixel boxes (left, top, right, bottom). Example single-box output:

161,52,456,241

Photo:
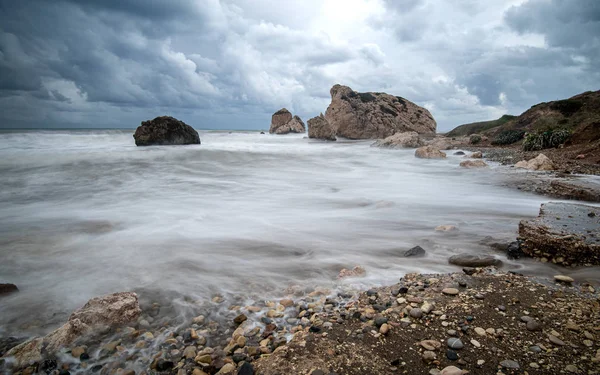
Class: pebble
500,360,520,370
470,339,481,348
554,275,574,283
526,319,542,331
195,354,212,365
446,349,458,361
410,308,423,319
529,362,540,369
447,338,464,350
422,351,437,362
565,365,578,373
374,317,388,328
462,267,476,275
442,288,459,296
380,323,390,335
234,314,247,325
183,346,197,359
529,345,542,353
548,334,565,346
447,329,457,337
192,315,205,324
476,359,485,366
497,304,505,311
71,347,86,358
474,327,486,336
420,340,441,351
440,366,463,375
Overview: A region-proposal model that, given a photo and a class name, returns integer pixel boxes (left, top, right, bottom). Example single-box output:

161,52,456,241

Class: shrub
523,128,571,151
550,99,583,117
491,130,525,145
470,134,482,144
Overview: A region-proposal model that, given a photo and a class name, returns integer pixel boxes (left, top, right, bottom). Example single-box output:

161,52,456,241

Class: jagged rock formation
269,109,306,134
372,131,424,148
308,114,336,141
324,84,436,139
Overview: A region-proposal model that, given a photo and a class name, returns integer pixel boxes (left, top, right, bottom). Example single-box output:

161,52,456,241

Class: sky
0,0,598,131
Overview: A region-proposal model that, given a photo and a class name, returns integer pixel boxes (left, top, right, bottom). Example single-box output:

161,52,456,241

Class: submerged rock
269,109,305,134
307,113,336,141
403,246,426,257
519,203,600,265
372,131,424,149
324,84,436,139
459,160,488,168
133,116,200,146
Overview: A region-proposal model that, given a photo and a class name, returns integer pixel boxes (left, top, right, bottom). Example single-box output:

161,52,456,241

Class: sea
0,129,596,337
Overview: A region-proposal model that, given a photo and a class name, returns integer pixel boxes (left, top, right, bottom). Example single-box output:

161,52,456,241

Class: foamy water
0,130,594,336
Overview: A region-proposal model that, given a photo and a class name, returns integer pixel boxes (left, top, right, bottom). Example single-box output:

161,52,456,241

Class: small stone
446,349,459,361
500,360,520,370
497,304,505,311
447,338,464,349
420,340,441,351
440,365,463,375
192,315,205,324
548,335,565,346
476,360,485,366
71,347,86,358
554,275,574,283
529,362,540,369
565,365,578,373
380,323,390,335
447,329,457,337
474,327,486,336
526,320,542,331
195,354,212,365
422,351,437,362
584,340,593,347
410,308,423,319
374,317,388,328
216,363,235,374
565,320,580,331
462,267,476,275
442,288,459,296
183,346,197,359
470,339,481,348
529,345,542,353
234,314,247,325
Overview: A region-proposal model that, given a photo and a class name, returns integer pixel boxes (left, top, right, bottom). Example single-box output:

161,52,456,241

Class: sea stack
324,84,436,139
269,109,305,134
133,116,200,146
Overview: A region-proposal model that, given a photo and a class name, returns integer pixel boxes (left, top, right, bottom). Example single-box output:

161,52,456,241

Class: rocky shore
2,267,599,375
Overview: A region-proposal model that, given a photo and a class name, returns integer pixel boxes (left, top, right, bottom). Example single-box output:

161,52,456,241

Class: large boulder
3,292,141,368
372,131,424,148
324,84,436,139
519,203,600,266
269,109,306,134
308,114,336,141
415,146,446,159
133,116,200,146
514,153,554,171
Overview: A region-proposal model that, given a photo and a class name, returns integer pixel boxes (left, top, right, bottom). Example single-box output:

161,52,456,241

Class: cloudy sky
0,0,598,131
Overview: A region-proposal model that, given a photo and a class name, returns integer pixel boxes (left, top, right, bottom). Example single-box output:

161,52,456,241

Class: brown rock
471,151,483,158
133,116,200,146
372,131,424,149
514,153,555,171
269,109,305,134
307,114,336,141
459,160,488,168
337,266,366,279
324,84,436,139
415,146,446,159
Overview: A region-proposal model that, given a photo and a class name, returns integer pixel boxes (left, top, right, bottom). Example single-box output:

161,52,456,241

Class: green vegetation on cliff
446,115,516,137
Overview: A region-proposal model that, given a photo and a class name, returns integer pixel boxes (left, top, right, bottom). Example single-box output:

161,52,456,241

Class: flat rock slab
448,254,502,268
519,203,600,266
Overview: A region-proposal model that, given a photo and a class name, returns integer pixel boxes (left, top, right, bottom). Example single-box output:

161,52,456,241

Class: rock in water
415,146,447,159
459,160,488,168
307,113,336,141
403,245,426,257
448,254,503,267
514,153,555,171
133,116,200,146
324,84,436,139
519,203,600,265
372,131,424,148
269,109,305,134
0,283,18,296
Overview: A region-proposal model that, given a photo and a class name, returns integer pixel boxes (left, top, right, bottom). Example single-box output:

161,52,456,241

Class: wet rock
470,151,483,158
454,151,466,155
447,338,464,350
515,153,554,171
442,288,459,296
500,360,520,370
462,267,476,275
216,363,236,375
133,116,200,146
234,314,247,325
337,266,366,279
436,225,457,232
519,203,600,265
0,283,18,297
156,359,174,372
554,275,574,283
448,254,502,267
506,241,524,259
459,160,488,168
415,146,446,159
237,362,255,375
403,245,426,257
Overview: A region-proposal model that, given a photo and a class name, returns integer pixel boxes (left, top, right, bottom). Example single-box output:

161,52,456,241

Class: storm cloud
0,0,598,130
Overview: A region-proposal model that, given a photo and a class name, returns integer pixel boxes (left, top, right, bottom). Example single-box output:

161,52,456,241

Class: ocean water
0,130,594,336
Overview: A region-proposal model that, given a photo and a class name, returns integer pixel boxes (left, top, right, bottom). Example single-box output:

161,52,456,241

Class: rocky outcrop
308,114,336,141
133,116,200,146
372,131,424,148
415,146,446,159
515,153,555,171
324,85,436,139
269,109,305,134
3,292,141,368
0,283,18,297
460,160,488,168
519,203,600,266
